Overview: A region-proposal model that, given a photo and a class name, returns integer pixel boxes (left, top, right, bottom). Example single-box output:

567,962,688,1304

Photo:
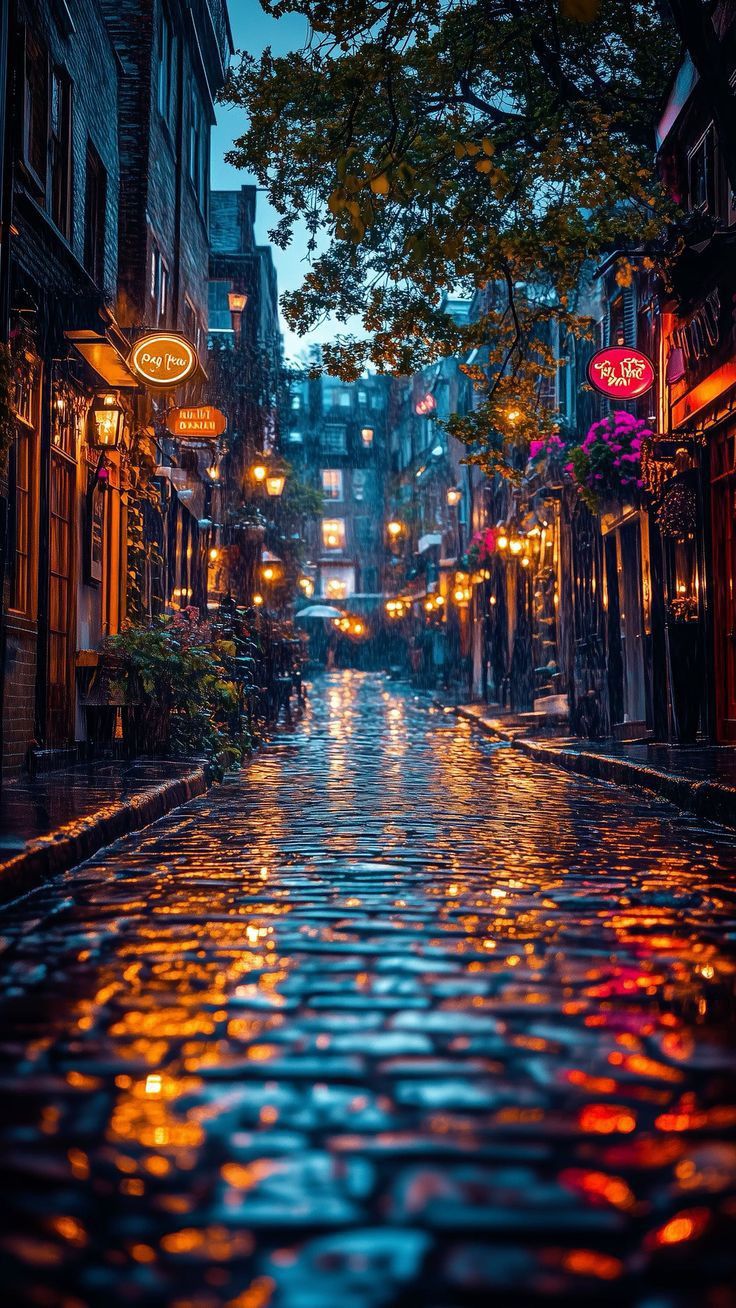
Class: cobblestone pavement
1,671,736,1308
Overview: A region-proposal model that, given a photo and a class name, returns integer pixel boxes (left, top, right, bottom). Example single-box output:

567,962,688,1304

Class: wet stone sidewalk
0,672,735,1308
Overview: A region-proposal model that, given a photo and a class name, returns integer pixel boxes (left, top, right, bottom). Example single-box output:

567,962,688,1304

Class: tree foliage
223,0,678,460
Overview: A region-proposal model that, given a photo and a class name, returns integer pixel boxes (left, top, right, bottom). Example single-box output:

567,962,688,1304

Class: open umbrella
295,604,344,620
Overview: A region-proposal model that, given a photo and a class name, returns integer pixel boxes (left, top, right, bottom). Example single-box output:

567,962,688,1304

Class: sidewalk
0,758,211,904
457,703,736,831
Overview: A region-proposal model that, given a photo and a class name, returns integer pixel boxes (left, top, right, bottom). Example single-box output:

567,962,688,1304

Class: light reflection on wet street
1,670,736,1306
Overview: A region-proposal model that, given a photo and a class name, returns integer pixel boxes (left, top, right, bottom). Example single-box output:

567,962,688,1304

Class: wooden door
711,433,736,740
616,519,647,729
47,446,76,746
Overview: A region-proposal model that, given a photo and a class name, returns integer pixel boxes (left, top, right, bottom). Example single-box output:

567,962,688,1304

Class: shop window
325,578,347,600
50,69,72,238
322,518,346,550
84,143,107,286
22,27,48,195
322,469,343,500
688,126,715,214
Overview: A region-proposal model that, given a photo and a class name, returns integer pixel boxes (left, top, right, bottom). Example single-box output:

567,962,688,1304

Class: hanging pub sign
128,332,199,390
587,346,655,400
166,405,227,440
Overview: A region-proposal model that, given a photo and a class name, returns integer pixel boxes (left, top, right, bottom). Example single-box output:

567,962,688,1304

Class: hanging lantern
90,393,124,448
266,472,286,497
446,487,462,507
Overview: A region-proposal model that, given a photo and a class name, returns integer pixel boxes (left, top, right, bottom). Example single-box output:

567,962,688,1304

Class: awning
65,329,140,388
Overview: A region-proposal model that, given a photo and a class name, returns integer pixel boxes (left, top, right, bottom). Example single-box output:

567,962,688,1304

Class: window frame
9,381,39,619
322,517,346,551
84,142,107,286
21,26,49,198
50,66,73,239
321,469,343,501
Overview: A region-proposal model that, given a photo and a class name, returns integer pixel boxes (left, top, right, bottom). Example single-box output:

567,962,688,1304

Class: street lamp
446,486,462,507
228,290,248,344
387,520,403,539
251,462,267,483
90,392,124,448
266,472,286,497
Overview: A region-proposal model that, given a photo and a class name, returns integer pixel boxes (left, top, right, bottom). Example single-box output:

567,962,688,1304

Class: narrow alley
0,672,735,1306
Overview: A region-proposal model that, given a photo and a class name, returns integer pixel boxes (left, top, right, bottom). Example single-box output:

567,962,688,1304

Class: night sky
211,2,324,362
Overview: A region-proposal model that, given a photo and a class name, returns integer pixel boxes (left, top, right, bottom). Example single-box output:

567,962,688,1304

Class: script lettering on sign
587,346,655,400
129,333,199,389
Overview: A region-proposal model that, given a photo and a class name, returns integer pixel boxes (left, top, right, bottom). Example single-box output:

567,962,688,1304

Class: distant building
297,373,390,605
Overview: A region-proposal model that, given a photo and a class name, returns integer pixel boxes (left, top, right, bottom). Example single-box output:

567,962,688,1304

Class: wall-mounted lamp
228,290,248,342
90,392,124,448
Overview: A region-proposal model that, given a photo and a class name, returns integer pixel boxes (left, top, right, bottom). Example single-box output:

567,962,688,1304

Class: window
688,126,715,213
357,388,367,405
322,518,346,551
23,27,48,193
189,89,207,214
360,426,374,448
329,387,350,409
10,381,37,617
157,7,176,125
50,69,72,238
291,393,302,411
323,424,346,453
286,429,303,444
352,470,366,501
182,296,197,343
325,578,347,600
151,241,169,325
322,469,343,500
84,144,107,285
208,279,233,334
354,515,375,548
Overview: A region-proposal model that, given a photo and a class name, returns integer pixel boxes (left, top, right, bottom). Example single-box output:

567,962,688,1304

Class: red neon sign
587,346,655,400
415,393,436,415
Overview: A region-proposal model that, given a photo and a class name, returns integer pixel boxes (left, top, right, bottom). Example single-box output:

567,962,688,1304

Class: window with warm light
322,518,346,551
325,578,347,600
322,469,343,501
361,426,374,448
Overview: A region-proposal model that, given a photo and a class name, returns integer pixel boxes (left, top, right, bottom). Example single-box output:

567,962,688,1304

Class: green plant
102,613,246,772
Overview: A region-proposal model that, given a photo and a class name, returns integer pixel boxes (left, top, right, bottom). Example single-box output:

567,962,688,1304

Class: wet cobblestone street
1,671,736,1307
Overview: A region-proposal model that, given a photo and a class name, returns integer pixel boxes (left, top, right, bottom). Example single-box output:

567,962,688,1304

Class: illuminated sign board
415,393,436,415
166,406,227,440
129,333,199,389
587,346,655,400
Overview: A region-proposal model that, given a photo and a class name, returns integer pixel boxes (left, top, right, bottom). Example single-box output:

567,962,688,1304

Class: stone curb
0,767,210,906
455,706,736,832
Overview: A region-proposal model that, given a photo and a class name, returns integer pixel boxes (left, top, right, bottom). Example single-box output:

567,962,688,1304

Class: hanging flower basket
467,527,498,569
568,412,652,514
